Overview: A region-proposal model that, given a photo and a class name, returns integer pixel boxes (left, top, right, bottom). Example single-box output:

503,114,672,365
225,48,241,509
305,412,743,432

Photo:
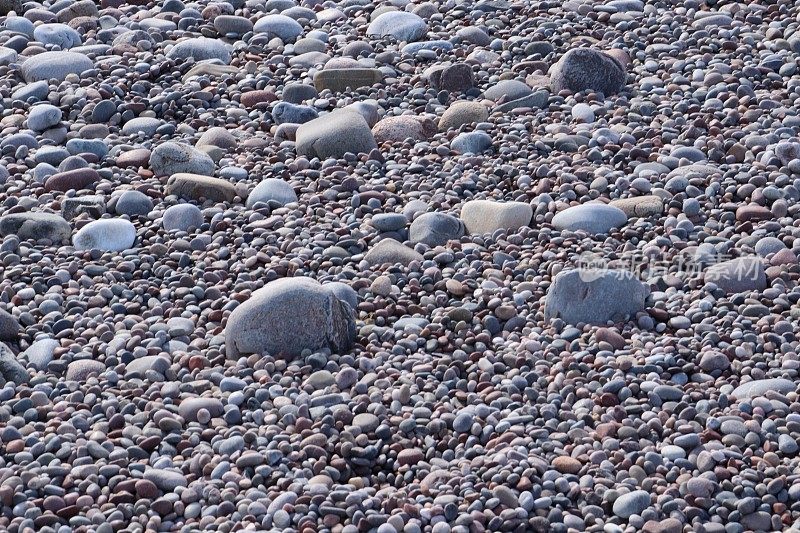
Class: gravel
1,0,800,531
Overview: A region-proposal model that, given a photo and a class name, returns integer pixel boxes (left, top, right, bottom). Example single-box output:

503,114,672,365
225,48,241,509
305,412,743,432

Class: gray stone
313,69,382,93
439,101,489,131
494,486,519,508
484,80,532,102
167,38,232,63
72,219,136,251
150,142,215,176
143,469,188,492
246,179,297,208
115,190,153,216
33,23,81,49
0,212,71,243
0,310,18,342
122,118,163,137
27,104,62,131
295,111,377,159
166,174,238,203
372,115,434,144
731,378,796,399
451,131,493,154
352,412,380,432
196,127,237,150
62,195,105,220
12,81,49,103
65,360,104,381
612,490,651,519
494,91,549,112
371,213,408,232
253,14,303,42
550,48,626,95
460,200,532,235
409,212,464,246
178,397,224,422
322,282,358,310
20,51,93,82
125,356,169,378
214,15,253,35
704,257,766,294
272,102,319,125
552,203,628,233
754,237,787,257
610,196,664,218
282,83,318,104
22,338,59,371
364,238,424,266
367,11,428,42
225,277,356,358
544,269,649,325
0,343,28,385
162,204,204,232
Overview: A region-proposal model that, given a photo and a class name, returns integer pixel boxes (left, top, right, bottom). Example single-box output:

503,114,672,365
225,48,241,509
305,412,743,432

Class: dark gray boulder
549,48,626,95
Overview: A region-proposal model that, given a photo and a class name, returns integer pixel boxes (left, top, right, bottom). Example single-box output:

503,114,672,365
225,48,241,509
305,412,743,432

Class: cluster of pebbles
2,0,800,531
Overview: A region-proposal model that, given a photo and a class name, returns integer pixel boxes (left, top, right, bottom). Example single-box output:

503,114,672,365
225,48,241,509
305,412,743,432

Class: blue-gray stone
272,102,319,125
246,178,298,208
544,269,649,325
612,490,650,519
451,131,493,154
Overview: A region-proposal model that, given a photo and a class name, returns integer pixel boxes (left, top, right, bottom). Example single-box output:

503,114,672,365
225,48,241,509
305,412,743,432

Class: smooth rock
225,277,356,358
544,269,649,325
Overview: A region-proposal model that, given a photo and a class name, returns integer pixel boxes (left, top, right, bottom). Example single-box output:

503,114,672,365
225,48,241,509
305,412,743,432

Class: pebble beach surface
1,0,800,532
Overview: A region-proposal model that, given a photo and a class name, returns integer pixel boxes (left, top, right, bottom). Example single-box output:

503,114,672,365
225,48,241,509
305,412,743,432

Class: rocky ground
1,0,800,532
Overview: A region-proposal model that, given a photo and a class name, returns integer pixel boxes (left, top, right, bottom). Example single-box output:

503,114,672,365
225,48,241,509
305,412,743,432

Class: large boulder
295,111,378,159
225,277,356,358
0,212,71,243
544,269,649,325
549,48,626,95
367,11,427,42
460,200,532,235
